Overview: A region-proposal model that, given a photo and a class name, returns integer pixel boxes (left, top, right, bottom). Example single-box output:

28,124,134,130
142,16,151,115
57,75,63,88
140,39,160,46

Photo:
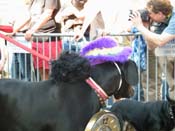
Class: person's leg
132,80,145,101
166,57,174,99
26,54,32,81
39,68,49,80
20,53,32,81
137,84,145,101
63,39,72,52
13,37,33,81
132,69,145,101
160,74,169,100
11,53,20,79
142,50,162,101
19,53,25,80
158,57,174,99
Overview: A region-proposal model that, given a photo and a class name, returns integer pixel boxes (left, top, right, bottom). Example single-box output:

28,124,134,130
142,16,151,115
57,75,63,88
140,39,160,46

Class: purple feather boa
80,36,132,65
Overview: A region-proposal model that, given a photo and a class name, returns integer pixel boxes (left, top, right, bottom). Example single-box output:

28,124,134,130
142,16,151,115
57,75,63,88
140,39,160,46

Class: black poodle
110,95,175,131
0,52,138,131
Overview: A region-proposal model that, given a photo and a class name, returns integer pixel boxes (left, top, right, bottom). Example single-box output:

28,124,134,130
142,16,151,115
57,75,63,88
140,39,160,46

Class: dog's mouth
114,85,134,99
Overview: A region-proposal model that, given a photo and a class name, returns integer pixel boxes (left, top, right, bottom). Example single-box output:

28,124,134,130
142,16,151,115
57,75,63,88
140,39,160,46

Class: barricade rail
0,32,175,102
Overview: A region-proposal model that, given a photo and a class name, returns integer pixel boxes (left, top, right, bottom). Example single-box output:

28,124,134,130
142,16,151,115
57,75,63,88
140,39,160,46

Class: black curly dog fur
110,96,175,131
0,52,138,131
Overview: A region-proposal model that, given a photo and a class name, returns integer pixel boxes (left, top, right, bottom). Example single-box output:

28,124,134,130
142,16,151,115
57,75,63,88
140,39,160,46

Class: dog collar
114,62,122,91
86,77,109,106
86,62,122,105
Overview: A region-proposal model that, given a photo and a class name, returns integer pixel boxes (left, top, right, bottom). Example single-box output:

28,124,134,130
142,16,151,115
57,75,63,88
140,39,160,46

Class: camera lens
138,9,150,22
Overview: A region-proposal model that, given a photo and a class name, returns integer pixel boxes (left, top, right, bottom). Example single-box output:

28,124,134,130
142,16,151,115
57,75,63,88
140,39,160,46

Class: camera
129,9,150,22
151,22,168,34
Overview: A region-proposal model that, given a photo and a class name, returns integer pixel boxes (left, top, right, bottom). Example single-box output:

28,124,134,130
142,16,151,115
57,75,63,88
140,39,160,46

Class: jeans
11,53,32,81
161,76,169,100
62,38,87,52
132,70,145,101
132,84,145,101
11,37,33,81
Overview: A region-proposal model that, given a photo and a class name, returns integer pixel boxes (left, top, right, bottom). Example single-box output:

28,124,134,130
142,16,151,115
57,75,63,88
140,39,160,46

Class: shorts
32,40,62,69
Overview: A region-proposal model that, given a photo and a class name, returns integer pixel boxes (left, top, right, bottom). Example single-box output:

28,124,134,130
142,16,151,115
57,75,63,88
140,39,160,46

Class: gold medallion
85,110,121,131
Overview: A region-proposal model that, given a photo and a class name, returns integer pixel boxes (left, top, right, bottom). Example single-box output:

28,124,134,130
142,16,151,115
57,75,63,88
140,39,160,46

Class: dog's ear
167,95,175,106
122,60,138,85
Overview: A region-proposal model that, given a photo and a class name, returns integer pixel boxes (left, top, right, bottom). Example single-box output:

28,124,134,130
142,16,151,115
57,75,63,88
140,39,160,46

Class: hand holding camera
129,9,150,29
129,9,150,22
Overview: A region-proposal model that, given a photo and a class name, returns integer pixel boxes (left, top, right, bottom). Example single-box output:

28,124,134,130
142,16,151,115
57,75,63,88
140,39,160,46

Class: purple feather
80,37,132,65
80,36,118,56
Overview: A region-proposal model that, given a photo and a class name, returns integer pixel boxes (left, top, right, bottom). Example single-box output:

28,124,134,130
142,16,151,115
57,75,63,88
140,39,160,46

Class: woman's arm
25,8,54,41
74,0,100,40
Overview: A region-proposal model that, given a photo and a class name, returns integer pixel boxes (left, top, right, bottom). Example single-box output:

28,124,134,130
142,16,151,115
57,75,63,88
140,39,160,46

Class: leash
0,25,13,33
0,33,50,62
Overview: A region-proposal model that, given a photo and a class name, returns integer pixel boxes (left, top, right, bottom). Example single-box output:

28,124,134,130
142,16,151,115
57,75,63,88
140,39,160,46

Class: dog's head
90,59,137,100
80,36,137,99
50,52,91,83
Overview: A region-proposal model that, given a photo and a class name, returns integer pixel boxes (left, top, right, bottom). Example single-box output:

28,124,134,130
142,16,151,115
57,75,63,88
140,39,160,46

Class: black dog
110,96,175,131
0,52,138,131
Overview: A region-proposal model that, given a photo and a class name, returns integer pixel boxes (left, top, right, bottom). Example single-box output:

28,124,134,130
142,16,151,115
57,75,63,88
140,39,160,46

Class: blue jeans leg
11,53,32,81
161,80,169,100
63,39,86,52
132,83,145,101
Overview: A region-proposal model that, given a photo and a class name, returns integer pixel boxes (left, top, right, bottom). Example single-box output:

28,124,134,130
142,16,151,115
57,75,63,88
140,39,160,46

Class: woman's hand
25,29,34,41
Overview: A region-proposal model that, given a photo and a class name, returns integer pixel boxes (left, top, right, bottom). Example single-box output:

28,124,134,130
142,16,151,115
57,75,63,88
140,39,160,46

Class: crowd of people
0,0,175,101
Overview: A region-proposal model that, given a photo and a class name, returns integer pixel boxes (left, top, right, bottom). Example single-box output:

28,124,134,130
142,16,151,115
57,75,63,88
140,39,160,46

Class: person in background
130,0,175,51
55,0,89,52
130,11,150,101
74,0,131,41
28,0,62,80
150,19,171,100
0,20,10,75
8,0,62,80
129,0,175,100
8,1,33,81
0,42,8,77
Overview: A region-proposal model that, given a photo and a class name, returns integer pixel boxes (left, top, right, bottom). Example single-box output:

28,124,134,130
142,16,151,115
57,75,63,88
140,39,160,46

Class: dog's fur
110,96,175,131
0,52,138,131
